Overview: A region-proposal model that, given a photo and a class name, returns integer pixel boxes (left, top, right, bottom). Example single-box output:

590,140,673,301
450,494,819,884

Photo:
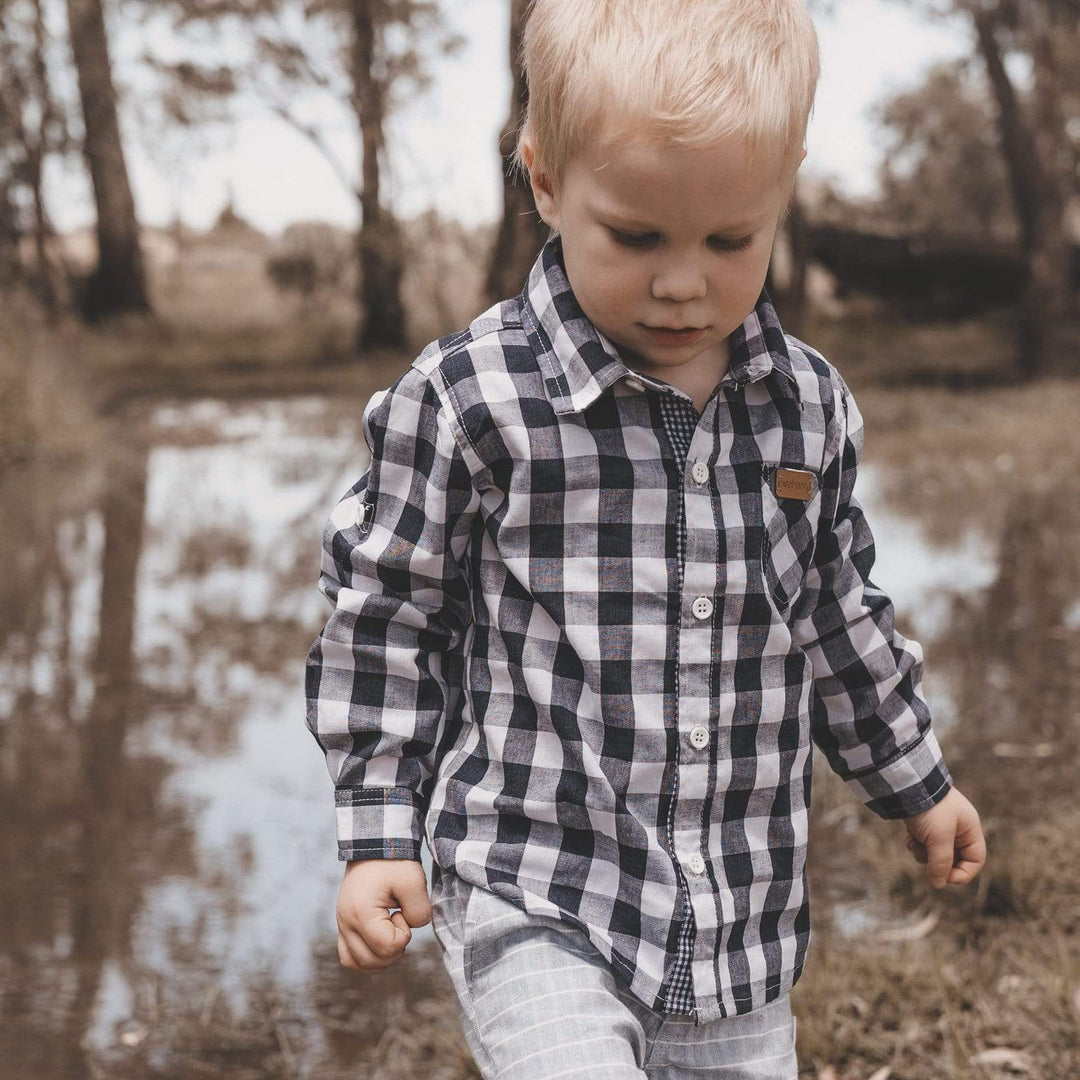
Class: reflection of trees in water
79,938,478,1080
796,463,1080,947
856,416,1080,820
138,408,359,759
930,487,1080,822
0,423,206,1080
0,395,487,1077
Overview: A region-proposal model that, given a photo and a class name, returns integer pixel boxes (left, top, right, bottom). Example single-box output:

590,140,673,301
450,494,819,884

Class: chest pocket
759,461,823,613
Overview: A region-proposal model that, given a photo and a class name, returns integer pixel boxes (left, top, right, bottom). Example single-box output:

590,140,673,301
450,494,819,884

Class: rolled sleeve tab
847,726,953,820
335,786,425,861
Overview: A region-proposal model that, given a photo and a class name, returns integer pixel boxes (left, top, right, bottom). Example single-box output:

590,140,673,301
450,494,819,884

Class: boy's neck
630,335,732,415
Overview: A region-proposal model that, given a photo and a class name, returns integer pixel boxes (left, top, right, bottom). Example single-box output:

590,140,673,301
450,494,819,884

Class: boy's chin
621,337,712,371
608,338,656,370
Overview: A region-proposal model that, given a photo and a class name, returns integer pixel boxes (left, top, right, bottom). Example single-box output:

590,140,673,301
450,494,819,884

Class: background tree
347,0,405,351
869,58,1014,240
65,0,150,319
890,0,1078,374
0,0,72,309
766,192,811,336
137,0,463,354
266,220,351,318
766,0,837,335
311,0,464,352
486,0,548,305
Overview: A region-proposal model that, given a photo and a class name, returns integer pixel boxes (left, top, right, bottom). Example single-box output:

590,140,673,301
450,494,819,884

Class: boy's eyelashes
606,227,755,253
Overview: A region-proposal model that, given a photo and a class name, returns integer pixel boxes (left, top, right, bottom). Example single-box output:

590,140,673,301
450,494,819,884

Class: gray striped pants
429,865,799,1079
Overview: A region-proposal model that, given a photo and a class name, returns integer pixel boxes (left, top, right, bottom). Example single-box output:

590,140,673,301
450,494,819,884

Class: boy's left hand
902,786,986,889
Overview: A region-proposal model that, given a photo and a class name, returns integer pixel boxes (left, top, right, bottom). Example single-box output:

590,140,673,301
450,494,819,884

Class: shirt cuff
334,786,425,861
843,725,954,820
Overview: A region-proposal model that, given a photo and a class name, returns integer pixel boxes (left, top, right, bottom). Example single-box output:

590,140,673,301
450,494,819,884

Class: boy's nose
650,268,708,303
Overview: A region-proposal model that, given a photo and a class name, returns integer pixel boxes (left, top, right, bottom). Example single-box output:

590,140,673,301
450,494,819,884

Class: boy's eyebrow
593,203,765,234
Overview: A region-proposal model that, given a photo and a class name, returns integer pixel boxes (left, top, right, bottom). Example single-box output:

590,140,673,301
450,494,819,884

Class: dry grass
0,282,104,464
794,766,1080,1079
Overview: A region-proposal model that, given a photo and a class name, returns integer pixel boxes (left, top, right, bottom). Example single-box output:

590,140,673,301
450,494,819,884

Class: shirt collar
519,230,801,415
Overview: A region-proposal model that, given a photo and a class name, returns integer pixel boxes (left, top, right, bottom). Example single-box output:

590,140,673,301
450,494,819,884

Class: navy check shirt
305,231,953,1022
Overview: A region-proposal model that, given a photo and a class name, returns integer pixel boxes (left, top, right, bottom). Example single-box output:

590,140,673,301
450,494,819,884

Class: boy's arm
305,364,482,862
790,372,953,820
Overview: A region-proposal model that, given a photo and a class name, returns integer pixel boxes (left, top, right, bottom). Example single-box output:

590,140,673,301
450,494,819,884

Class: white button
689,725,709,749
691,461,709,485
692,596,713,620
686,852,706,875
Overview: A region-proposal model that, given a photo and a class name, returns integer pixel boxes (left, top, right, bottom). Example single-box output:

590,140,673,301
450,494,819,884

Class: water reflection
1,392,1074,1076
0,396,458,1078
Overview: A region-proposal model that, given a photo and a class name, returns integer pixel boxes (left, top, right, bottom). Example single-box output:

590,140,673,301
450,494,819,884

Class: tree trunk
352,0,407,353
785,191,809,335
30,0,60,311
1018,2,1072,373
485,0,549,304
0,0,56,303
971,4,1071,375
767,189,809,337
0,177,19,290
65,0,150,319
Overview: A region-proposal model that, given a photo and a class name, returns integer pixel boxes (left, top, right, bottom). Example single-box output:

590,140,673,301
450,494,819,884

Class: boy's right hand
336,858,431,972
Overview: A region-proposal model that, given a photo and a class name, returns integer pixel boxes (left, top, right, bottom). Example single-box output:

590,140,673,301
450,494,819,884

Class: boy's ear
522,138,559,228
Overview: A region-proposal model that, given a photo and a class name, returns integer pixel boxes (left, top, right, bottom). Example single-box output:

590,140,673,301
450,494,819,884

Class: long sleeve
790,373,953,820
305,364,482,861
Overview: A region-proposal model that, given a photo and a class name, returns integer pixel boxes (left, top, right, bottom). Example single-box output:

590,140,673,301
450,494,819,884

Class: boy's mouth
641,324,708,344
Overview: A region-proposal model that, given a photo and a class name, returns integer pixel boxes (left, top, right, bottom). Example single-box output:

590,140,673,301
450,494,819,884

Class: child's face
524,129,802,378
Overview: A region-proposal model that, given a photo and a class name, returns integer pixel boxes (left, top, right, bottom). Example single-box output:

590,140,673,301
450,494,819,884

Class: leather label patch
774,467,815,501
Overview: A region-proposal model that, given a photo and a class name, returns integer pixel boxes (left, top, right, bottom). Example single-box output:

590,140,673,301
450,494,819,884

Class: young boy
306,0,987,1075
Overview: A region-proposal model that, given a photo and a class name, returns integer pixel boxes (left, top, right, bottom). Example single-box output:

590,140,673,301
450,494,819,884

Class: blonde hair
512,0,820,198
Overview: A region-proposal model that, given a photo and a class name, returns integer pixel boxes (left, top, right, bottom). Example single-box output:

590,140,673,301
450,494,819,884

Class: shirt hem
682,958,807,1022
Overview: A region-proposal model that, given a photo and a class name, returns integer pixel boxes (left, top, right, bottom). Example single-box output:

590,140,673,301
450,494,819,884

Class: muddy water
0,392,1067,1078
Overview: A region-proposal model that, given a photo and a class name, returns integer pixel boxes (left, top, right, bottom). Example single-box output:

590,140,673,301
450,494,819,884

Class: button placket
673,424,723,957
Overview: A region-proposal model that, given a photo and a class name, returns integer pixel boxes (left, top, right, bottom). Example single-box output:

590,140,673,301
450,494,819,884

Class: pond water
0,391,1020,1077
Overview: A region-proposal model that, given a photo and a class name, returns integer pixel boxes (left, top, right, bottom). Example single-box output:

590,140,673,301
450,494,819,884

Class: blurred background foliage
0,0,1076,382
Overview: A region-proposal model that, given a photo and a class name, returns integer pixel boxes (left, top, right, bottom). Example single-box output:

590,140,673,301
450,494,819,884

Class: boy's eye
608,228,657,249
607,228,754,253
715,234,755,253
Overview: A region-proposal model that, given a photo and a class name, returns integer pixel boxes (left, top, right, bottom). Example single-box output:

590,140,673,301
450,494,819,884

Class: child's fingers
338,923,401,972
906,835,984,884
905,834,927,863
947,858,983,883
338,928,382,971
336,907,409,971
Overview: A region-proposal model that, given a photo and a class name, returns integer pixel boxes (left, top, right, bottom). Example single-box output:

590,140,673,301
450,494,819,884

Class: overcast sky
47,0,975,237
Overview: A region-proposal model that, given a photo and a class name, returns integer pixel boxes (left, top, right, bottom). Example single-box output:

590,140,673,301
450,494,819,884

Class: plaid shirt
305,231,953,1022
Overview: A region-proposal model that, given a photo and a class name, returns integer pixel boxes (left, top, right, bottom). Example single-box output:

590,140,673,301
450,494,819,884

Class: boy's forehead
575,132,784,230
590,198,770,234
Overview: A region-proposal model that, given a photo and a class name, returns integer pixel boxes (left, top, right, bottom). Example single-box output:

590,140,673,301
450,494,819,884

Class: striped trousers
429,863,799,1079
